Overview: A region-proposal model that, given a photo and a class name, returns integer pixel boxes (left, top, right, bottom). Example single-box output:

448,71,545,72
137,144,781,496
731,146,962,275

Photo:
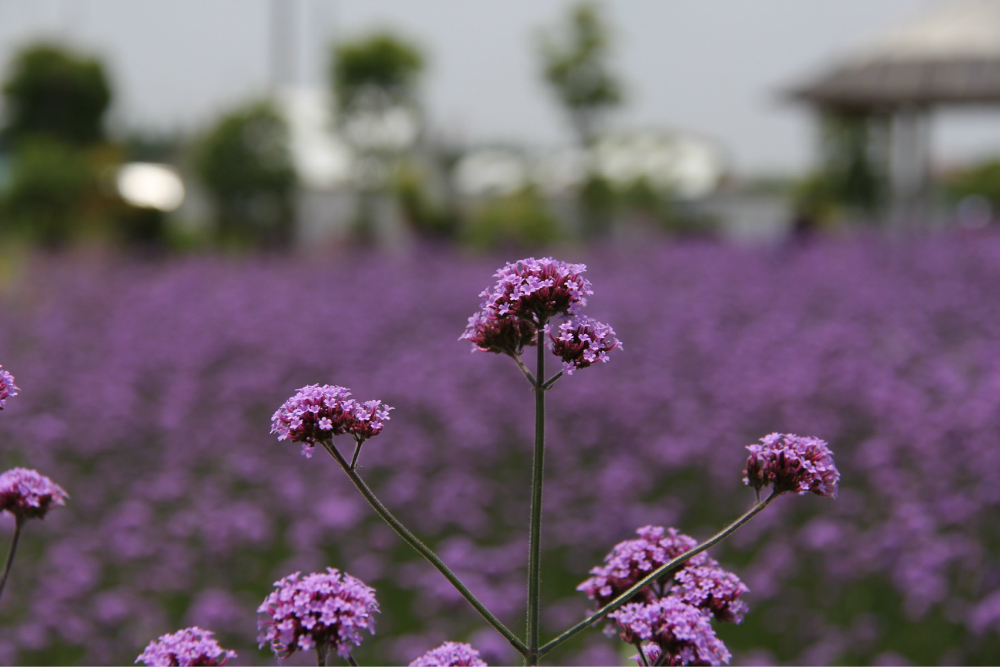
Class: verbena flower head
271,385,392,457
460,310,537,356
0,366,18,410
479,257,592,324
134,626,237,666
409,641,487,667
549,316,622,375
257,567,379,660
578,525,698,607
743,433,840,498
672,559,749,624
610,598,731,666
0,468,68,520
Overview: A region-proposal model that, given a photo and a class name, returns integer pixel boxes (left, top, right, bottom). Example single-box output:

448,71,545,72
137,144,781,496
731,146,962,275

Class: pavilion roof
789,0,1000,110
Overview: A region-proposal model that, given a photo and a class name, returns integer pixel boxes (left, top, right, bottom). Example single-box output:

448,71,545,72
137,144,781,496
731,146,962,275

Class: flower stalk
320,439,530,657
0,515,24,606
526,322,547,664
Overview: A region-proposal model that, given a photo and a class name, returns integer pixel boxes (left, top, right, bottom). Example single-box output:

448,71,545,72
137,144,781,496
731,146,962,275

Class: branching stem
0,515,24,607
321,440,530,657
538,491,780,657
526,331,547,664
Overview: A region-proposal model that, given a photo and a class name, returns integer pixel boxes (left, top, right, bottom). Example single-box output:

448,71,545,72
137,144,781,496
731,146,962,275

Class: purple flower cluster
579,526,749,628
743,433,840,498
479,257,592,323
270,384,392,457
460,310,537,356
610,597,731,666
134,626,237,666
0,366,18,410
0,468,68,520
257,567,379,659
409,641,487,666
549,316,622,375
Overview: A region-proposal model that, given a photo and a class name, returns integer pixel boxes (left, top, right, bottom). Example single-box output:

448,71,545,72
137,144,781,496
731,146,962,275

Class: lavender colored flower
478,257,592,323
610,598,731,666
460,309,537,356
271,385,392,457
0,367,18,410
134,626,237,666
257,567,379,660
549,316,622,375
671,560,749,624
409,641,487,666
744,433,840,498
0,468,68,520
578,526,698,606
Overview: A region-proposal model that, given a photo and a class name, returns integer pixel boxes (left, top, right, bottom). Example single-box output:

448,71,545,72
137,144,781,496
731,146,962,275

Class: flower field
1,232,1000,665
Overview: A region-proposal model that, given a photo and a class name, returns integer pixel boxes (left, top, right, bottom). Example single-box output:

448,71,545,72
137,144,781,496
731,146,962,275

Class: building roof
790,0,1000,110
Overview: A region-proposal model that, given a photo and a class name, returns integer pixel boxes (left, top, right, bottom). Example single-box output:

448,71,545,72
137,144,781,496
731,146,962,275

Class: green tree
0,43,111,149
815,111,889,217
538,3,623,148
194,102,296,249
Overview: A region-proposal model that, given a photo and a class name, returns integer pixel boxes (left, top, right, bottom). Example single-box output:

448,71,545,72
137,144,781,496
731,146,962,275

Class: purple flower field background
2,233,1000,665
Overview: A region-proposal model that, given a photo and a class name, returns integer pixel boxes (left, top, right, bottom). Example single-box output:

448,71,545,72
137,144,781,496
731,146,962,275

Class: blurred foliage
463,185,562,250
0,137,120,248
194,102,296,250
538,2,623,147
393,160,457,239
943,157,1000,207
332,32,424,116
0,43,111,149
794,112,889,222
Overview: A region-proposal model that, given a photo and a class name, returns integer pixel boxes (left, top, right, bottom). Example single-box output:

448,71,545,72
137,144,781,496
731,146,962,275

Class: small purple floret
271,385,393,457
460,310,537,356
0,367,19,410
0,468,68,520
610,598,731,666
743,433,840,498
409,641,487,666
478,257,592,324
549,316,622,374
135,626,237,666
257,567,379,660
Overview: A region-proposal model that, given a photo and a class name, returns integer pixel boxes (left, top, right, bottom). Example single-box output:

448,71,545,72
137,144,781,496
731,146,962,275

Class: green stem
0,515,24,607
349,438,363,471
526,334,546,664
344,652,358,667
320,440,529,657
538,491,780,657
511,352,536,387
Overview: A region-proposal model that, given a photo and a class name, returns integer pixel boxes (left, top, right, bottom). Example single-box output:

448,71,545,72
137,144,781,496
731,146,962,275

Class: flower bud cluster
580,525,748,665
743,432,839,498
408,641,487,666
271,385,393,457
460,310,536,356
0,467,69,521
480,257,592,323
257,567,379,660
134,626,237,666
0,366,18,410
549,316,622,375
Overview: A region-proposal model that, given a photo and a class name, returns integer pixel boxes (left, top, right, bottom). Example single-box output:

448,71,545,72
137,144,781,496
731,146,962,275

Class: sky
3,0,1000,177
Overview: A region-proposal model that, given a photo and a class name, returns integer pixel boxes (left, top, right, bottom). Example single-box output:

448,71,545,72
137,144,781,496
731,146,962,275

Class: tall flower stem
526,329,546,664
0,515,24,606
538,491,780,657
321,440,530,658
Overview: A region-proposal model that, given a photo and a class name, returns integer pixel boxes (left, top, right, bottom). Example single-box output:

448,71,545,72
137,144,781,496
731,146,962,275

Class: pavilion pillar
889,105,932,230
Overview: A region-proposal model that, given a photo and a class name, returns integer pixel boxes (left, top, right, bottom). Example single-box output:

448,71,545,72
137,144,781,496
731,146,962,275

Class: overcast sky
4,0,1000,176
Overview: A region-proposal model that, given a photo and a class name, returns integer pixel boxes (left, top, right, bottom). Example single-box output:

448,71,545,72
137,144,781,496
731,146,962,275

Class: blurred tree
332,33,424,117
944,157,1000,209
0,43,111,149
538,3,623,148
330,32,426,242
194,102,296,249
0,138,97,247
